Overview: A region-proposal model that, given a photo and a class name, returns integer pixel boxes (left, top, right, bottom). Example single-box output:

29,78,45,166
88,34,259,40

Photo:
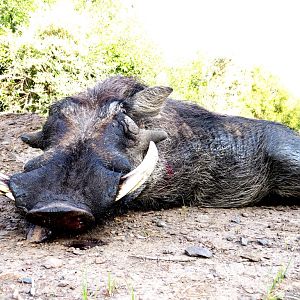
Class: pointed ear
126,86,173,118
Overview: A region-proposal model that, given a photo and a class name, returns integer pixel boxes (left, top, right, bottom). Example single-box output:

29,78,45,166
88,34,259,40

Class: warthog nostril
27,202,95,231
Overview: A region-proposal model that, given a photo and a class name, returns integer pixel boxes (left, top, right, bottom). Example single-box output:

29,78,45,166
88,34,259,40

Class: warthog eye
120,115,140,140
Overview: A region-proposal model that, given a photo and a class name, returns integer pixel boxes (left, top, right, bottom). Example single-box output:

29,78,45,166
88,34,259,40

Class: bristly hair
50,76,147,114
85,76,147,105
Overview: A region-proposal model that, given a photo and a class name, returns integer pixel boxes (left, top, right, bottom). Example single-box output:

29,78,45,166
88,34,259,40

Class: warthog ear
21,131,44,149
127,86,173,118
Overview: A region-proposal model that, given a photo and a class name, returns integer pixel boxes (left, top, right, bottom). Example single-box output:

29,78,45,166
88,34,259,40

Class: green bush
167,57,300,131
0,0,162,114
0,0,36,33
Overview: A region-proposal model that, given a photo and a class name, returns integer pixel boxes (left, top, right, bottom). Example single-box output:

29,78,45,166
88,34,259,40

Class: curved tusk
0,172,15,200
115,141,159,201
0,172,10,181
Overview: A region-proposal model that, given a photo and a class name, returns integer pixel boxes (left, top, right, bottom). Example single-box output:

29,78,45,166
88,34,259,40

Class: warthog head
9,76,172,231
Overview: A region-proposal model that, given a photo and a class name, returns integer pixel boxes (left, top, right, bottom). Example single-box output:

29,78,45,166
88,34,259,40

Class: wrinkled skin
9,76,300,231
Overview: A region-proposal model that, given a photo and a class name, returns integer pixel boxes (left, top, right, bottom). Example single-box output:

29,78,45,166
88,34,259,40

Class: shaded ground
0,113,299,300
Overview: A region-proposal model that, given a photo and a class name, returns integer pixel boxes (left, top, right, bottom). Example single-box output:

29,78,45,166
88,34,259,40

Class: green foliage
244,68,300,130
0,0,162,114
168,56,300,130
0,0,36,33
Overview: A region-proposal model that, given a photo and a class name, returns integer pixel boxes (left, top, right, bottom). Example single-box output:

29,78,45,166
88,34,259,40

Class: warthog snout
27,202,95,231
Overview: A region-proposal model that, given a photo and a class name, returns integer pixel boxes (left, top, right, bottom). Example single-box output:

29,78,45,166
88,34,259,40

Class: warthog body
9,76,300,230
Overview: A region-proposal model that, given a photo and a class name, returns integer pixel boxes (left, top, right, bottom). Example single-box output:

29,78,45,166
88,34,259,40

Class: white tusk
0,172,15,200
0,182,10,194
0,172,10,181
115,141,159,201
5,192,15,201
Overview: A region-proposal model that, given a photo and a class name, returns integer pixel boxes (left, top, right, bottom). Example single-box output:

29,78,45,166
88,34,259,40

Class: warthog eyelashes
122,115,140,137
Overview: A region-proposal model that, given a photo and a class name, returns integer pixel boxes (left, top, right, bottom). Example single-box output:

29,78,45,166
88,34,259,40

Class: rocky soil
0,113,299,300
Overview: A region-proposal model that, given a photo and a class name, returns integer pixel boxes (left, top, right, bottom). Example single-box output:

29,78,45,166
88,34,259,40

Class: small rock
241,212,249,217
185,236,195,242
226,236,234,241
30,283,36,297
257,238,269,246
185,246,213,258
29,286,36,296
12,288,24,300
95,257,106,264
156,220,167,227
240,237,248,246
230,217,241,224
240,253,261,262
18,277,32,284
136,234,147,239
72,249,84,255
58,280,69,287
42,257,63,269
162,249,175,255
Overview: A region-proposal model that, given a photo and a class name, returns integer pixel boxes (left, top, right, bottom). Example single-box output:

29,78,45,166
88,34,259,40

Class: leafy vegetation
0,0,36,33
0,0,162,114
0,0,299,130
168,57,300,130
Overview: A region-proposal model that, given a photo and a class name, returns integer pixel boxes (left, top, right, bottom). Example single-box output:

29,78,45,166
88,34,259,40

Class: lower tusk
0,172,15,200
115,141,159,201
5,192,15,200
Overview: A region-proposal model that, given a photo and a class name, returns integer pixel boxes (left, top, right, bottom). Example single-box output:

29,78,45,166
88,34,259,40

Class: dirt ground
0,113,299,300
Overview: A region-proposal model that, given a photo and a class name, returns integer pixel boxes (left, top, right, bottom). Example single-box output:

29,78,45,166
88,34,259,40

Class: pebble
18,277,32,284
241,212,249,217
12,289,24,300
162,249,175,255
257,238,269,246
226,236,234,241
230,217,241,224
240,237,248,246
156,220,167,227
42,257,63,269
58,280,69,287
72,249,84,255
185,236,195,242
95,257,106,264
136,234,147,239
240,253,261,262
30,283,36,296
185,246,213,258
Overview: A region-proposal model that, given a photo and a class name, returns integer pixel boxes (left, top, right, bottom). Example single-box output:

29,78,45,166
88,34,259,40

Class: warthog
3,76,300,231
